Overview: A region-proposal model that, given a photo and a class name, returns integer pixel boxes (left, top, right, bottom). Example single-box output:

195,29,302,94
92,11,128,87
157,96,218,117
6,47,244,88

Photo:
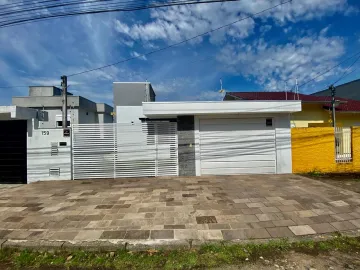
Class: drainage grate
51,142,58,156
49,168,60,176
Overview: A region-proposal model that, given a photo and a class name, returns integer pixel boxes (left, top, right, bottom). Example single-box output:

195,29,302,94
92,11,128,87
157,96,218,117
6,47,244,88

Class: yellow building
224,92,360,128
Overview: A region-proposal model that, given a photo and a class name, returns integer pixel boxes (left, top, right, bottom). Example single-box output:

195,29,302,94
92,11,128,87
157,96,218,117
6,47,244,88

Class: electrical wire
67,0,292,77
295,50,360,89
0,0,244,28
0,0,149,16
332,54,360,85
334,66,360,86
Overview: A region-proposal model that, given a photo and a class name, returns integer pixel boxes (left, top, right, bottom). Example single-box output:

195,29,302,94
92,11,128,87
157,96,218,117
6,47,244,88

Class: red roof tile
225,92,360,112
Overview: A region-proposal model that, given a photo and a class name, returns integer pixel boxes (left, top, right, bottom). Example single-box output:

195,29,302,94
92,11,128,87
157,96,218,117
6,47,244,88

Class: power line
0,0,149,16
334,66,360,86
332,54,360,85
67,0,292,77
296,50,360,89
0,0,244,28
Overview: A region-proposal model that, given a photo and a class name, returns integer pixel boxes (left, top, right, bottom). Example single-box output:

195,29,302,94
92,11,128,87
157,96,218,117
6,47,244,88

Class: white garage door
199,118,276,175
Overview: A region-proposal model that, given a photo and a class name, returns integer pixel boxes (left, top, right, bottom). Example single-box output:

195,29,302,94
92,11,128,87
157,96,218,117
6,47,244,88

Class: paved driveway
0,175,360,245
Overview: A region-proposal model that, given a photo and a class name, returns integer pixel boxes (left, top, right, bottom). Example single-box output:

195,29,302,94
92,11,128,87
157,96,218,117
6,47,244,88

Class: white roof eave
142,101,302,116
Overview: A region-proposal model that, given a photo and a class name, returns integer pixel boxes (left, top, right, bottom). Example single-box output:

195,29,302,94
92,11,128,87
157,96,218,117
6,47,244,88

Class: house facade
0,83,302,184
0,86,113,184
12,86,113,128
224,91,360,128
110,83,301,177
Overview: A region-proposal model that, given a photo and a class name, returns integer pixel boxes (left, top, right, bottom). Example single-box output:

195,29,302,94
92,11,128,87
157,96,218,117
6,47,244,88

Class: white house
0,82,302,184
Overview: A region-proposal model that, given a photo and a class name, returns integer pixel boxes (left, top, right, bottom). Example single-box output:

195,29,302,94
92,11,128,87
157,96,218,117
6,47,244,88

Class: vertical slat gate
72,122,178,179
335,127,352,163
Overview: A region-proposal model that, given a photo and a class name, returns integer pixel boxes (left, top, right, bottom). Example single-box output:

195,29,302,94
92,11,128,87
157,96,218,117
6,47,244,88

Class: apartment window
56,121,71,127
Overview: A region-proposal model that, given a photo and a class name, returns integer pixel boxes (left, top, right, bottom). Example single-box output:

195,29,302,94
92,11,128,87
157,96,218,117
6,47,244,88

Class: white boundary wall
27,119,71,183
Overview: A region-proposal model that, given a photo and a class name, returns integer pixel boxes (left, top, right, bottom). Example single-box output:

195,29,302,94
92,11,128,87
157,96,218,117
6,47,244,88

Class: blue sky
0,0,360,106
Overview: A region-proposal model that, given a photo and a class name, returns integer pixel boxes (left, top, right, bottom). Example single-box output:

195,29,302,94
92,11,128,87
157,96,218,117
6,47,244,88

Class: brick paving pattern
0,175,360,242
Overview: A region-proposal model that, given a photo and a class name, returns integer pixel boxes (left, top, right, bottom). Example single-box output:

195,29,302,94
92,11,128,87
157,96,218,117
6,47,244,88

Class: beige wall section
291,104,331,127
291,104,360,128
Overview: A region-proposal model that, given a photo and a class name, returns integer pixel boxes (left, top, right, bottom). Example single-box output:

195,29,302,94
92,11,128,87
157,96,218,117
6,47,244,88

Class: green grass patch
0,236,360,269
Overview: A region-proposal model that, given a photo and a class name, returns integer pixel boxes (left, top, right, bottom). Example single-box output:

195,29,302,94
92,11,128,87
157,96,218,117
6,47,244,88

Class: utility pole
330,84,336,127
61,75,68,129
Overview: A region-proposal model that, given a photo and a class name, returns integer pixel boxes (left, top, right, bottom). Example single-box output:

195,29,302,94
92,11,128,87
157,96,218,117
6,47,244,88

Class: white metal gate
72,122,178,179
335,127,352,163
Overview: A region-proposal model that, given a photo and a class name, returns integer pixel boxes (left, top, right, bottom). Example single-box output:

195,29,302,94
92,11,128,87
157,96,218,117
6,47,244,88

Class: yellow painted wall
291,104,360,128
292,127,360,173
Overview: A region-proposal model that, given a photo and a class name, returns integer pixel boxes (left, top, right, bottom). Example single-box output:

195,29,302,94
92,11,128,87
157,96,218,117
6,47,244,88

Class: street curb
2,240,65,251
0,239,6,249
0,230,359,251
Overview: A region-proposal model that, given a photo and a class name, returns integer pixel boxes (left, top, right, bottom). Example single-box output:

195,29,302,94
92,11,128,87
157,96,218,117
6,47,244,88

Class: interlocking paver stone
267,227,294,238
311,215,338,223
74,230,103,240
0,174,359,243
331,213,354,221
230,223,250,229
249,221,275,229
310,223,337,234
50,231,78,240
245,228,271,239
350,219,360,228
277,205,300,212
198,230,223,240
272,219,296,227
150,230,174,239
329,201,349,207
296,210,318,218
6,230,35,239
289,225,316,236
196,216,217,224
100,231,127,239
164,224,186,229
260,207,280,213
124,230,150,239
174,229,199,240
222,229,247,240
208,223,231,229
312,208,335,216
330,221,357,231
247,202,265,208
0,230,12,238
241,208,262,214
3,217,24,222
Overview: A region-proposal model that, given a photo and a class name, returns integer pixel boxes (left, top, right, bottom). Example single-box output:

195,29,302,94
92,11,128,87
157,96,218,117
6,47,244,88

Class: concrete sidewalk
0,175,359,247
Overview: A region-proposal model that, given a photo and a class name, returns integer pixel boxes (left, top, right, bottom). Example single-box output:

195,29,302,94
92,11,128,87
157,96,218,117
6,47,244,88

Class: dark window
56,121,71,127
266,118,273,127
59,142,67,146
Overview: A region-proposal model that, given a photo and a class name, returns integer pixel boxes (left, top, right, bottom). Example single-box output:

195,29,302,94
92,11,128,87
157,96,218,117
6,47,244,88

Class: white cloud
114,0,350,45
153,77,198,94
26,77,81,87
260,25,272,34
216,33,345,92
194,90,223,101
71,88,113,104
131,51,147,61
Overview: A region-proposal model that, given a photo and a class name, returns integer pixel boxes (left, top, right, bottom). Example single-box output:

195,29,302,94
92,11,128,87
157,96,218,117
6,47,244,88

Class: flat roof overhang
142,101,302,117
